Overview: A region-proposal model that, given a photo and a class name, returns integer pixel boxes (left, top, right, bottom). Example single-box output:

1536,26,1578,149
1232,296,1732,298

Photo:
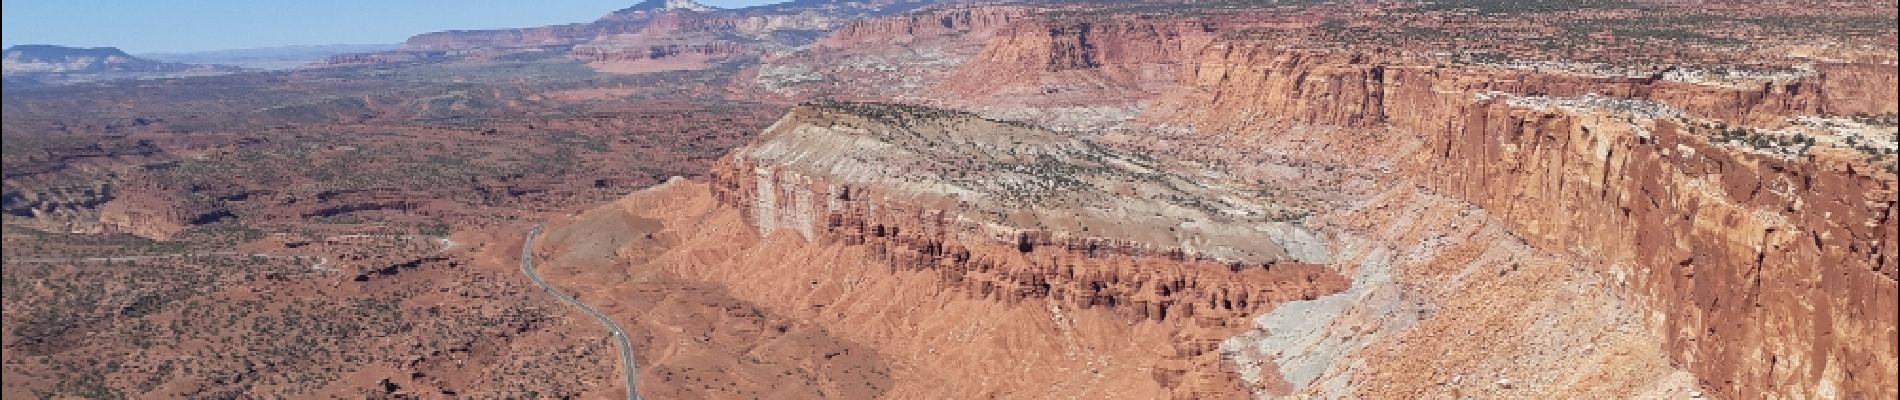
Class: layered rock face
554,102,1354,397
717,102,1330,264
1148,42,1900,132
1412,99,1897,399
402,23,645,50
1144,45,1393,130
713,103,1345,322
938,16,1215,99
710,102,1341,313
1137,38,1898,399
742,7,1027,101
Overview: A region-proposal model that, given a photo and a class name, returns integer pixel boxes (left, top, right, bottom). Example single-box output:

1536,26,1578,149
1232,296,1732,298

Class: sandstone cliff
1146,42,1900,133
1411,97,1897,399
1133,37,1898,399
937,16,1216,100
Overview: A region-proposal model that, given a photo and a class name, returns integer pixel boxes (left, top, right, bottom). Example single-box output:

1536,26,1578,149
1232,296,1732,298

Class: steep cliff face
1412,98,1897,399
1817,62,1900,115
1148,42,1900,133
1143,45,1391,130
1133,37,1898,398
937,17,1216,99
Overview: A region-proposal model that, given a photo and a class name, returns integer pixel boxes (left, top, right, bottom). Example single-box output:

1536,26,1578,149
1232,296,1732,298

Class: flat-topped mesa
708,101,1343,324
723,101,1328,263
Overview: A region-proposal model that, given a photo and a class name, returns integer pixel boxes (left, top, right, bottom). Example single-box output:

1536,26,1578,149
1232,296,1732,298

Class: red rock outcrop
1816,62,1900,115
937,16,1217,98
94,189,196,239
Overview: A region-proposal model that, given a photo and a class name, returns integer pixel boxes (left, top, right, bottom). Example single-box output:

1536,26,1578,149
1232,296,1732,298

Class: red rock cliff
1408,97,1896,399
938,16,1217,96
1148,42,1900,131
1142,39,1898,398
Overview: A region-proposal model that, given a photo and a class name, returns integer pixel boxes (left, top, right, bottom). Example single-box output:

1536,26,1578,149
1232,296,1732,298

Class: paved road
520,225,641,400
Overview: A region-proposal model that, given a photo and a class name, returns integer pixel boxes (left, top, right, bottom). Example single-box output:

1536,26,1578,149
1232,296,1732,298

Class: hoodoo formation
4,0,1895,398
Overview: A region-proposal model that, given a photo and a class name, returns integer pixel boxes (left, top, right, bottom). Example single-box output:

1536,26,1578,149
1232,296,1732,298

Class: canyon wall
1149,42,1900,132
937,16,1217,98
1147,39,1898,398
1411,98,1896,399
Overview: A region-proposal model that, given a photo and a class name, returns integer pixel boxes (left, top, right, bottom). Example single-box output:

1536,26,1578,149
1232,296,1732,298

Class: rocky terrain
5,0,1897,398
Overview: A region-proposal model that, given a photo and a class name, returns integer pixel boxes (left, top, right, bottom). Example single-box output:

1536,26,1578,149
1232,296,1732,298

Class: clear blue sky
3,0,782,53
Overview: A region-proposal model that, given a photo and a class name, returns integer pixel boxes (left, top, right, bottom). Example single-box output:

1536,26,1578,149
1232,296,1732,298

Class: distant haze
1,0,785,53
139,44,400,70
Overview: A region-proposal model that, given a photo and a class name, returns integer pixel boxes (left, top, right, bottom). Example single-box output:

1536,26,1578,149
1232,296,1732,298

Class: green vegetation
1699,122,1814,157
1849,112,1900,127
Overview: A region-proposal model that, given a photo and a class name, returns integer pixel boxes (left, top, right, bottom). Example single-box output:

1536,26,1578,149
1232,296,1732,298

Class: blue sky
3,0,782,53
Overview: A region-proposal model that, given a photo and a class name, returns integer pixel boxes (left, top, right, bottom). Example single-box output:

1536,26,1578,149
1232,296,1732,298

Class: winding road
520,224,641,400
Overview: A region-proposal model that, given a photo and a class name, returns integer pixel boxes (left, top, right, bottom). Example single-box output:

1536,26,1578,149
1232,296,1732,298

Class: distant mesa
4,45,215,74
3,44,242,87
401,0,931,51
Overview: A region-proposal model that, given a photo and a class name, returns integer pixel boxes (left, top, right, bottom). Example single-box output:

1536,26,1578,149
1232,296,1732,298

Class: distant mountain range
3,45,243,88
400,0,935,50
